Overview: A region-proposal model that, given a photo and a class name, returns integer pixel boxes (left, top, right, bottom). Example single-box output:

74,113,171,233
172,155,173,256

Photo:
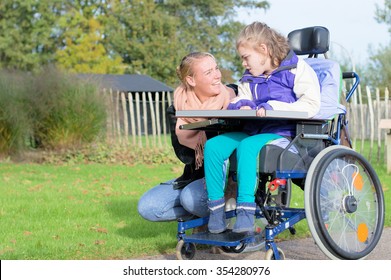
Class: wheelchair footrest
183,230,261,247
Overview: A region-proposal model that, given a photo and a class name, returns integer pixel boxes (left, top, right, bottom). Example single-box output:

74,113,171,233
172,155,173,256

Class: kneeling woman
137,52,235,222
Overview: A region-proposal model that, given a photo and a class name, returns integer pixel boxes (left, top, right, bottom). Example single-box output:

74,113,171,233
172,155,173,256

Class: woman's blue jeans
137,178,208,222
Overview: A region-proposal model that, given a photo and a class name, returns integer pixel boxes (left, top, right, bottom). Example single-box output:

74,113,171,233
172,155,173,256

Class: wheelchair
173,26,385,260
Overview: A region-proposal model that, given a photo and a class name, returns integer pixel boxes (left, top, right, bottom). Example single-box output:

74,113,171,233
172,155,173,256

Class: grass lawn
0,144,390,259
0,162,184,259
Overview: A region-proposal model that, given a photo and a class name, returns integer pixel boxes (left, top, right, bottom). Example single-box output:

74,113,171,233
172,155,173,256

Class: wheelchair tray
176,110,321,132
176,109,309,119
182,230,261,247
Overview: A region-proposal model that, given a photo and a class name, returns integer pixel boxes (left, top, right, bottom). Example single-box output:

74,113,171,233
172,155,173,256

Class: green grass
0,142,390,259
0,162,183,259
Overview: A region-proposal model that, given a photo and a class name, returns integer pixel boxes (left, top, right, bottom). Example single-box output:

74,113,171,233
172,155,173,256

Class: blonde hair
236,22,290,69
176,52,216,89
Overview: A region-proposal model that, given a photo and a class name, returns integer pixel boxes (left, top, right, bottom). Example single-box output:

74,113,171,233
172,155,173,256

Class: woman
137,52,235,222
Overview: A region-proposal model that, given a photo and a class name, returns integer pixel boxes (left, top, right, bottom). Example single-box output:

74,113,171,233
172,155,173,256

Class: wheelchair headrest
288,26,329,56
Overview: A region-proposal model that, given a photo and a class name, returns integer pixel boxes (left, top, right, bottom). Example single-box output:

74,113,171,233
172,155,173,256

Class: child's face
238,42,271,76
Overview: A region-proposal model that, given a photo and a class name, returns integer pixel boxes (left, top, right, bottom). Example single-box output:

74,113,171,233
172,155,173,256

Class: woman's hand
256,107,266,117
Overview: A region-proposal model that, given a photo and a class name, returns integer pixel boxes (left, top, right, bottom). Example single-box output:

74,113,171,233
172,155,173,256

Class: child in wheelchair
204,22,321,234
173,24,384,260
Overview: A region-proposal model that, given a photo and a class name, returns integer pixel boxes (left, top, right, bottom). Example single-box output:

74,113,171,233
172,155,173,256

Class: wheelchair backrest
288,26,345,120
307,58,346,119
288,26,329,57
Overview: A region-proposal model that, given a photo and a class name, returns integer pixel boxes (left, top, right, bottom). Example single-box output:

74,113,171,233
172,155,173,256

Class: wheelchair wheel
176,240,196,260
304,146,384,259
265,247,285,260
230,241,247,253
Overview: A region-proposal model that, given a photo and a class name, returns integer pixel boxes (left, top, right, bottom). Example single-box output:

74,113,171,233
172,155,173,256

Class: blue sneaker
233,202,256,233
207,198,227,234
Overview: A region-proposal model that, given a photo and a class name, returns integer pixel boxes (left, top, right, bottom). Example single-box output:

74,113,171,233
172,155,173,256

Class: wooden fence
345,85,390,163
105,89,173,149
105,85,391,162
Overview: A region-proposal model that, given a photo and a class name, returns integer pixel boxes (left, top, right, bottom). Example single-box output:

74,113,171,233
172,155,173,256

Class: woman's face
238,42,272,76
186,56,222,100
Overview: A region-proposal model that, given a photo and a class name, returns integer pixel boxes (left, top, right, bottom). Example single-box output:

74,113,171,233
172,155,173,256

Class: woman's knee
180,179,208,217
137,194,155,221
137,180,177,222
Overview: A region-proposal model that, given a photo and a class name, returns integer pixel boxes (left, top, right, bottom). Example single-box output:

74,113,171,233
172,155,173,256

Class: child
204,22,321,233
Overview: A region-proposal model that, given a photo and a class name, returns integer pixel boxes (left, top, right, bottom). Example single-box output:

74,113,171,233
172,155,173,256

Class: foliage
0,0,62,71
0,0,270,86
55,3,125,74
365,0,391,89
0,67,107,155
0,70,32,155
36,142,180,166
25,66,108,149
365,45,391,91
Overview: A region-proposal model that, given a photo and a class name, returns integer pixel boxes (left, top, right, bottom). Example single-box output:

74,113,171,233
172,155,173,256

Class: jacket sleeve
267,59,321,118
227,82,256,109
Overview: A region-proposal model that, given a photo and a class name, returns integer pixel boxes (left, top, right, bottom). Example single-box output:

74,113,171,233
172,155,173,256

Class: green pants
204,132,282,203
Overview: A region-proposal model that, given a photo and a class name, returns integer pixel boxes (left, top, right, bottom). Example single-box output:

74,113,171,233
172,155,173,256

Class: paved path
137,227,391,260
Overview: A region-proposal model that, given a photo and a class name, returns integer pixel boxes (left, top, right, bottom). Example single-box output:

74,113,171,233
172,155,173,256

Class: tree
103,0,269,86
0,0,269,85
55,2,125,74
365,0,391,89
0,0,62,71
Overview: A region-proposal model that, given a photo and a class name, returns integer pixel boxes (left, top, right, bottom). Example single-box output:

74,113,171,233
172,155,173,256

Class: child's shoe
207,198,226,234
233,202,256,233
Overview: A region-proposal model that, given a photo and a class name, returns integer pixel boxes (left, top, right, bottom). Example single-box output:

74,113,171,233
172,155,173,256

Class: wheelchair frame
174,27,385,260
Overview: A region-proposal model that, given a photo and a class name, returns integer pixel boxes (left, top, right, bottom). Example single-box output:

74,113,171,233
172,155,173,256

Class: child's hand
256,108,266,117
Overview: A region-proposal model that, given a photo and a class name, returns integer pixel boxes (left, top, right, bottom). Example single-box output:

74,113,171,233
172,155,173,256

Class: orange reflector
357,223,369,243
353,172,364,191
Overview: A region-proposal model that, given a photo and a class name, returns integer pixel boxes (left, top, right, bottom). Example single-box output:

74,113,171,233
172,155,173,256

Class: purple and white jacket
228,50,320,137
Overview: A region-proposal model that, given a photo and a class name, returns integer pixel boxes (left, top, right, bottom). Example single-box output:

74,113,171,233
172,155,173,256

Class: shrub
0,66,108,156
0,70,31,156
26,66,107,150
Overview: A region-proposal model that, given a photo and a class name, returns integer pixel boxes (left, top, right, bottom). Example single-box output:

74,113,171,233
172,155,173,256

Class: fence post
358,85,365,153
155,91,162,148
385,88,390,165
162,91,168,147
121,92,129,146
148,91,157,148
366,86,374,161
376,88,381,163
128,93,136,146
113,90,122,145
135,92,142,148
142,91,149,148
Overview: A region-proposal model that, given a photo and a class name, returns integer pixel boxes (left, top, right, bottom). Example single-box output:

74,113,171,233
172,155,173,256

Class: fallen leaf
94,240,106,245
96,227,108,234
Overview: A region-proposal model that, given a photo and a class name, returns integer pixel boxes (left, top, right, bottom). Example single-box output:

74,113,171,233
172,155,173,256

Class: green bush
0,70,32,156
0,66,108,157
26,66,107,150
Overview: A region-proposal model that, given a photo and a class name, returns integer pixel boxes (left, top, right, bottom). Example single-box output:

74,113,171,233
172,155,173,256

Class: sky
237,0,390,67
